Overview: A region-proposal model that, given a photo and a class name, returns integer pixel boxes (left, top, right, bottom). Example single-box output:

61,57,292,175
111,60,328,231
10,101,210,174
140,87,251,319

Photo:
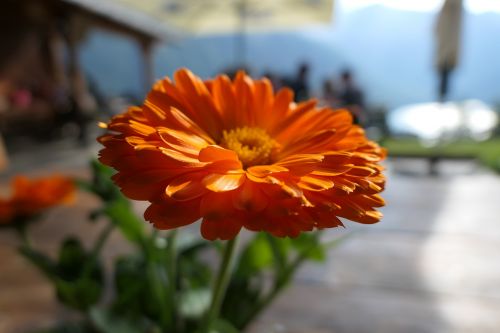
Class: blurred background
1,0,500,332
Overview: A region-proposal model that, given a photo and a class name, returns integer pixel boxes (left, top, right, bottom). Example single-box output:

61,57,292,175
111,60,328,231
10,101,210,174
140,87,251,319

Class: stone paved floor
250,159,500,333
1,139,500,333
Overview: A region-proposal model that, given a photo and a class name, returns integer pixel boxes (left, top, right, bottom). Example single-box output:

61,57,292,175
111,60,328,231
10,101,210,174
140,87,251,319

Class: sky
337,0,500,14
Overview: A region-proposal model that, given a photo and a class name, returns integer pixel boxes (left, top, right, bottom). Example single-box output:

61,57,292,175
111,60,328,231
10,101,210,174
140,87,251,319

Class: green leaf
322,233,352,250
179,288,212,319
177,238,213,290
176,232,209,254
290,233,326,262
78,160,122,202
19,246,57,280
304,246,326,262
88,208,105,222
209,319,240,333
290,233,317,250
261,234,292,277
114,256,145,291
54,238,104,311
58,238,87,280
90,307,146,333
221,277,262,329
236,233,274,278
21,238,104,311
74,178,94,194
55,277,102,311
104,199,145,245
79,160,145,245
112,256,149,316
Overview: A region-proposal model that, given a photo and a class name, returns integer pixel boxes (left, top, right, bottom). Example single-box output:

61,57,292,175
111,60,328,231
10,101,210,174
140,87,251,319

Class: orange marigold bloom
98,69,386,240
0,175,75,225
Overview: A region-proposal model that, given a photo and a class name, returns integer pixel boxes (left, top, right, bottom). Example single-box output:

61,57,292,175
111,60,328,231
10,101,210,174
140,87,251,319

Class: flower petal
233,71,255,126
275,154,324,175
199,191,234,220
160,147,203,164
98,68,386,240
231,180,268,212
298,176,334,192
198,145,240,163
113,170,171,201
201,217,242,241
278,129,336,158
174,69,224,138
165,173,206,201
247,165,288,178
144,199,200,230
212,75,238,128
157,127,209,156
203,173,245,192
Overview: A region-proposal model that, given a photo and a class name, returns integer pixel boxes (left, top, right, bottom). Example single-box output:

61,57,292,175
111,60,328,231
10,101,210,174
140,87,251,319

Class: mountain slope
80,5,500,108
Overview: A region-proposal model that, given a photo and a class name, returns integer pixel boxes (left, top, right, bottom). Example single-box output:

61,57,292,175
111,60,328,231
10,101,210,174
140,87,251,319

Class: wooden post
65,14,95,145
67,14,96,109
67,19,84,109
139,38,155,94
48,24,69,92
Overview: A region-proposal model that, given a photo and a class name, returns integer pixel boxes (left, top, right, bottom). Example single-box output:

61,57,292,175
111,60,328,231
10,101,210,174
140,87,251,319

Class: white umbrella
112,0,334,65
113,0,334,34
435,0,464,101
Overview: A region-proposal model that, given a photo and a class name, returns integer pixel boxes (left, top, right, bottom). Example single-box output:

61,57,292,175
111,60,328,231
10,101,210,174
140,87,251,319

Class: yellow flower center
221,127,276,167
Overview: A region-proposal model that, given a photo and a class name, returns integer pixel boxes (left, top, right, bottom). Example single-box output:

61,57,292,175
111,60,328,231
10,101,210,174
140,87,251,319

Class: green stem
241,258,299,329
17,223,32,249
151,228,159,240
265,233,286,273
145,229,177,332
202,236,239,333
166,230,178,330
82,222,114,279
147,230,173,332
241,235,324,329
92,223,114,257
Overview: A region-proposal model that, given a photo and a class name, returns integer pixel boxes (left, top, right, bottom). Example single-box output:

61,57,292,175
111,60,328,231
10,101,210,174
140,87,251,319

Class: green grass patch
381,137,500,173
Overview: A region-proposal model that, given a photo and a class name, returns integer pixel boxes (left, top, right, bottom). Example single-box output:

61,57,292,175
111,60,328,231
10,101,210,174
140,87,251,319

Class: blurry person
9,85,32,109
290,63,310,102
0,81,11,171
339,70,365,124
0,79,11,113
55,84,96,146
262,70,285,91
221,66,252,80
0,131,9,171
320,79,340,108
72,91,96,146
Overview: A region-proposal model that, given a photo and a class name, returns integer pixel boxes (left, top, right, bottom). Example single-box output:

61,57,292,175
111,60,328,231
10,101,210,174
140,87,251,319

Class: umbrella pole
235,0,248,68
438,65,451,102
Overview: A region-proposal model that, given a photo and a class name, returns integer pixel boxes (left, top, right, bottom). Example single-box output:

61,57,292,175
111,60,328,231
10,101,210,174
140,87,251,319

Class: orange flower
0,175,75,225
98,69,386,240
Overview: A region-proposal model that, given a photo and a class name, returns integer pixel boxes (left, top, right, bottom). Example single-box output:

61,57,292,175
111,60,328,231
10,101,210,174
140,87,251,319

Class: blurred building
0,0,173,141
